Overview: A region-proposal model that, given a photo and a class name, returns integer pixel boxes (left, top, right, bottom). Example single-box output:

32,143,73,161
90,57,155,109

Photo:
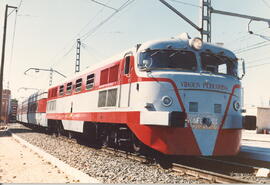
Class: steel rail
172,163,255,184
102,147,256,184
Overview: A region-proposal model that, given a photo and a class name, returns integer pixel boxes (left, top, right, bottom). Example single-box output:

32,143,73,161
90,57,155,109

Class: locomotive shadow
0,130,12,137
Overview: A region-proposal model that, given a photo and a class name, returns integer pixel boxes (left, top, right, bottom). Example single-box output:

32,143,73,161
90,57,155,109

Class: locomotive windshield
201,52,238,77
139,50,197,71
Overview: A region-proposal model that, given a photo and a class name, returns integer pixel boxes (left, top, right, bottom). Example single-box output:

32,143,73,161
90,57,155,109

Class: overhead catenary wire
233,40,270,54
89,0,118,11
18,0,23,10
49,3,108,68
246,60,270,69
262,0,270,9
80,0,135,42
225,27,269,46
245,55,270,65
50,0,135,72
49,0,121,69
168,0,201,8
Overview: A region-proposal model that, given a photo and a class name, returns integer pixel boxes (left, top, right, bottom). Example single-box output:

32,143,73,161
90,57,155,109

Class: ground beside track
0,130,77,183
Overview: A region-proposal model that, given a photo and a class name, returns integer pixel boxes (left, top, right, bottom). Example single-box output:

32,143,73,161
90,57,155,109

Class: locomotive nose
192,129,219,155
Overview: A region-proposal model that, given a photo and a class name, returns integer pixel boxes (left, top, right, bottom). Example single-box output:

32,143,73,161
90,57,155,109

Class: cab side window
124,56,130,75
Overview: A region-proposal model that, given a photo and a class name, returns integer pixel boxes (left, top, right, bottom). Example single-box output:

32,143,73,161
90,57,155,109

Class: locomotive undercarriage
45,119,147,153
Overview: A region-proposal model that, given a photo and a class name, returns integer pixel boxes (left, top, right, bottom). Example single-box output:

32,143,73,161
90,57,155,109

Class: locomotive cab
130,36,249,155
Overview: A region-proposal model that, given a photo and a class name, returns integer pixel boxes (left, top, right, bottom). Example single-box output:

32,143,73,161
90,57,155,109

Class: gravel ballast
9,124,207,184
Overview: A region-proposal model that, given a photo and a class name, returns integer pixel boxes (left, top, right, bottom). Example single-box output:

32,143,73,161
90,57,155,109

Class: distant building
8,99,18,123
1,89,11,123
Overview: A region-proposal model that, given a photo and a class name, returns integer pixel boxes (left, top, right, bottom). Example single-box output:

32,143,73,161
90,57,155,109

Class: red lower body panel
127,122,201,155
213,129,242,156
47,111,241,156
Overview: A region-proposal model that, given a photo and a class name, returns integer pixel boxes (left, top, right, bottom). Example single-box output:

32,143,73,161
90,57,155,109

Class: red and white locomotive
17,35,255,156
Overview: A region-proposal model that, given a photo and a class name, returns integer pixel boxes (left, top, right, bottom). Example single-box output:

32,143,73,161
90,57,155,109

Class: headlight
190,37,203,50
162,96,173,107
233,100,240,111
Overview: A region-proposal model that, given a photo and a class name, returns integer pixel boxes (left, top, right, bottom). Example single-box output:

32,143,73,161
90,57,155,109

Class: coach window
66,82,72,94
86,74,95,90
124,56,130,75
59,85,64,96
75,78,82,92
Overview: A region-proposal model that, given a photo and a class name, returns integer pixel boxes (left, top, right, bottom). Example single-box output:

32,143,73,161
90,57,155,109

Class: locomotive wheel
132,134,144,153
55,126,61,137
110,129,118,147
101,134,109,147
68,131,72,139
55,121,63,137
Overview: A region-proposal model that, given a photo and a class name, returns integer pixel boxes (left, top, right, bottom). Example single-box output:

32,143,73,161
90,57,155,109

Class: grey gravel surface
9,124,208,184
231,173,270,184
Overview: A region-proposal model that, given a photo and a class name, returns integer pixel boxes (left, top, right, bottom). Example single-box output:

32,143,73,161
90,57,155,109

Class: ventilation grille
107,89,117,107
98,88,118,107
98,90,107,107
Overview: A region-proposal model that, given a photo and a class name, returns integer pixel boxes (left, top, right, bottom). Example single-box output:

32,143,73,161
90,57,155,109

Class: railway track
9,124,264,183
102,147,256,183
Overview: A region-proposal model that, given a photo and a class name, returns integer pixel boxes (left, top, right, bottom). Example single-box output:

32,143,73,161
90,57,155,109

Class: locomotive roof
137,38,237,59
51,37,238,88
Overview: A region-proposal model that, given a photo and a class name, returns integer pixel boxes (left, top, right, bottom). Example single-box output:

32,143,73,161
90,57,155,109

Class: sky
0,0,270,114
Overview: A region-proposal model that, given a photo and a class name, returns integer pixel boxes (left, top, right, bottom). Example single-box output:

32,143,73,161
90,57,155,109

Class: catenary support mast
0,5,17,122
75,39,81,73
159,0,270,42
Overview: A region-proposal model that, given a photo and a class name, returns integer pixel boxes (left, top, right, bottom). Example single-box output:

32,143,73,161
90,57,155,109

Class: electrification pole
0,4,17,122
75,39,81,73
159,0,270,42
201,0,211,42
49,68,53,86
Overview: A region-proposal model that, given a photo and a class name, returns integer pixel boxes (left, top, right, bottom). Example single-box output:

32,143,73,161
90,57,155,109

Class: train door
119,53,132,108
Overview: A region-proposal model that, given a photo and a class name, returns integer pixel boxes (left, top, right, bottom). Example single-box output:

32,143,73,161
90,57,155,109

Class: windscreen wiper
169,50,188,58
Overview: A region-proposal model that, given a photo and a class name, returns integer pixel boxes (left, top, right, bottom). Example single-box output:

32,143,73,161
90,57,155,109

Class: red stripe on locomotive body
46,111,139,124
219,84,241,129
47,111,201,155
212,84,241,155
138,77,186,113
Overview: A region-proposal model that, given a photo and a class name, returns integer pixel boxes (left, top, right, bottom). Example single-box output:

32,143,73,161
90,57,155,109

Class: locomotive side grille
98,90,107,107
107,88,117,107
98,88,118,107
